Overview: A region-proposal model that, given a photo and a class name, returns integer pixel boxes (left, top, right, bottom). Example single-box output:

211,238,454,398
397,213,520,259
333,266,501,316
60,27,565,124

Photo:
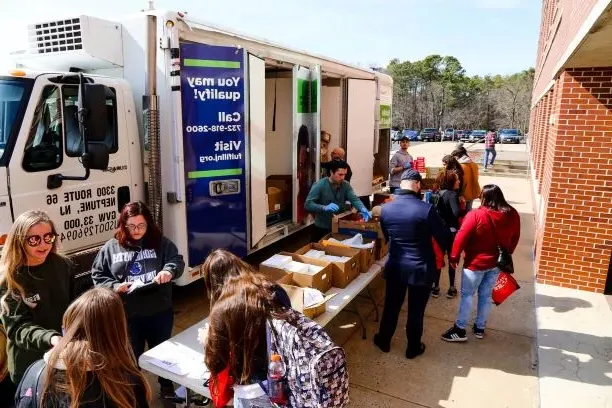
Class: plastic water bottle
267,354,287,405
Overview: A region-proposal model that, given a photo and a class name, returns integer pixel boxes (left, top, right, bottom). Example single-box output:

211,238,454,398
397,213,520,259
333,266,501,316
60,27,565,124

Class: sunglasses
25,232,58,247
126,223,148,232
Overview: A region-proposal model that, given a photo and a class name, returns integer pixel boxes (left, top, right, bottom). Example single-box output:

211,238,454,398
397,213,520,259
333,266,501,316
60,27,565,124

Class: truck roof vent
28,17,83,54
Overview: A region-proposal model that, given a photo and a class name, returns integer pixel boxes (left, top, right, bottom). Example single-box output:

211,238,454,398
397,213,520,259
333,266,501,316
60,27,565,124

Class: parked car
443,128,455,141
499,128,521,144
469,129,487,143
419,128,441,142
459,130,472,142
403,129,420,141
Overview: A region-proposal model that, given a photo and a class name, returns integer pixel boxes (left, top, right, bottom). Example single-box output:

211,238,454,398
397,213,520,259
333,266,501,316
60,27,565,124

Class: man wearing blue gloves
305,160,371,242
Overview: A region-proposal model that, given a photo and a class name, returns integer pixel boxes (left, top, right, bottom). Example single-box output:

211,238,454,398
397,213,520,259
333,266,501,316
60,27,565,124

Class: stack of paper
322,255,350,263
304,249,326,259
303,287,325,307
329,233,375,249
261,254,293,268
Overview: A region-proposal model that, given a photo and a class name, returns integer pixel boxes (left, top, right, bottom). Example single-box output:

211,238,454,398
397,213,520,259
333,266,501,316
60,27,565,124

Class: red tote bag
492,271,520,306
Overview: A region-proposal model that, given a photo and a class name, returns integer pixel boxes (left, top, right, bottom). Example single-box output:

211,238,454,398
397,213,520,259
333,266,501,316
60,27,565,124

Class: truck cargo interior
264,67,293,228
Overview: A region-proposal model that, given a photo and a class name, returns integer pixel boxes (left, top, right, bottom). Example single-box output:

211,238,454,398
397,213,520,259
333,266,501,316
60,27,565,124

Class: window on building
22,85,63,172
63,85,118,157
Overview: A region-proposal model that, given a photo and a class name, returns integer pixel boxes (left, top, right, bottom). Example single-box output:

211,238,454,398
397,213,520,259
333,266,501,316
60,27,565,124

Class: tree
388,55,534,133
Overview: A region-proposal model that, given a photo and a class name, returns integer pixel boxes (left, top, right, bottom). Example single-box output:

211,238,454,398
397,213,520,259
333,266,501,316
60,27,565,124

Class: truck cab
1,10,393,286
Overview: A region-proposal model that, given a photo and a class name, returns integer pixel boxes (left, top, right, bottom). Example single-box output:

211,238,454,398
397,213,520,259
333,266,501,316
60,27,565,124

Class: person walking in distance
374,169,451,359
441,185,520,342
389,136,414,194
484,130,497,171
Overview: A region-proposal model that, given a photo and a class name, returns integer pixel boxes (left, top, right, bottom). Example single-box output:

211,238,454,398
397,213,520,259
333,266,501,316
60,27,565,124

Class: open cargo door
293,66,320,224
346,79,377,197
248,54,267,247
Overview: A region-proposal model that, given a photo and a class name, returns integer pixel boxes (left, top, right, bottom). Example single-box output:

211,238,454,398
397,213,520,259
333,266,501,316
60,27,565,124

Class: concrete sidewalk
322,176,540,407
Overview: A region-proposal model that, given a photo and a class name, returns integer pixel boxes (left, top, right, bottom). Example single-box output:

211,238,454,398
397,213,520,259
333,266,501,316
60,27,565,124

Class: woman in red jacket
441,185,520,342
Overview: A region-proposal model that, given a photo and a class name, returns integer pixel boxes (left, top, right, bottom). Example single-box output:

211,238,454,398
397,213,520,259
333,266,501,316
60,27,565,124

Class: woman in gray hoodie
91,201,184,399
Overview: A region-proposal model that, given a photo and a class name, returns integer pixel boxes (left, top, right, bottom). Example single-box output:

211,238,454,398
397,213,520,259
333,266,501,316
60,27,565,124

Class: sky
0,0,542,76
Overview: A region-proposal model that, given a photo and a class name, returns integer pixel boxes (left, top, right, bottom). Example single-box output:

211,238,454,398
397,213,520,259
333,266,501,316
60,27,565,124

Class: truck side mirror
82,84,108,142
84,143,110,170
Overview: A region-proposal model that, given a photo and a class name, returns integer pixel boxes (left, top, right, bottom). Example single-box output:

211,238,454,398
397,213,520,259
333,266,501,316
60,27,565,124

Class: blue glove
324,203,340,212
403,161,413,170
360,209,371,222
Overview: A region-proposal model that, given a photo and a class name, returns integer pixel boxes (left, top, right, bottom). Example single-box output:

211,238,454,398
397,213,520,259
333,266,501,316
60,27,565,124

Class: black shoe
446,287,458,299
373,333,390,353
406,342,426,359
441,325,468,342
159,385,176,400
431,286,441,298
473,324,485,339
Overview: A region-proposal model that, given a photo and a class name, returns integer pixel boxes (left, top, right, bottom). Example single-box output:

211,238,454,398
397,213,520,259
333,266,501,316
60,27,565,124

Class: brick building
530,0,612,293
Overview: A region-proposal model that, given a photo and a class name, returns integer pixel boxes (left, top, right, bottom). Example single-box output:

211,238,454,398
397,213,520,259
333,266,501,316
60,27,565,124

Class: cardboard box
267,186,285,214
266,175,292,203
277,274,336,319
332,211,385,240
259,253,333,293
293,243,361,288
376,238,389,260
318,233,376,273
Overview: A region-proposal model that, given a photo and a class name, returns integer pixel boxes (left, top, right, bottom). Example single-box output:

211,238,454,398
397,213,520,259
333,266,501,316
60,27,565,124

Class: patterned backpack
268,309,349,408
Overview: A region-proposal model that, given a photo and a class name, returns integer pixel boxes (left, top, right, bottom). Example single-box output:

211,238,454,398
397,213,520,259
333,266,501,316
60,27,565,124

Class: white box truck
0,8,393,286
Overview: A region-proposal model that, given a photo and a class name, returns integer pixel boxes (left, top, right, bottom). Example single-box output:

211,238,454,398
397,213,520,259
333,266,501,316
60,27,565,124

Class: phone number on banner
185,125,242,133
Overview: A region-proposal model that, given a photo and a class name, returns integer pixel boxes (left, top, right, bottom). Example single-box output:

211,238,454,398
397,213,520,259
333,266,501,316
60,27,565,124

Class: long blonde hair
0,210,62,314
41,287,152,408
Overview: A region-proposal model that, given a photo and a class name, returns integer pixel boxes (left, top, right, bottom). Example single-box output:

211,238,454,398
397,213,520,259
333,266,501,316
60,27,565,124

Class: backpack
429,190,447,226
268,310,349,408
14,359,46,408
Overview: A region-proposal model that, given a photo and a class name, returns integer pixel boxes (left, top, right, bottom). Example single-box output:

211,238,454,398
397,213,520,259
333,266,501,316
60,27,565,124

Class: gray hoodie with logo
91,237,185,318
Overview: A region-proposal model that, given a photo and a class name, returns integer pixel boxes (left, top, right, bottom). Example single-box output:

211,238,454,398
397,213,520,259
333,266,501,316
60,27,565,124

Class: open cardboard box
332,211,385,240
318,233,376,273
277,273,336,319
293,243,360,288
259,253,333,293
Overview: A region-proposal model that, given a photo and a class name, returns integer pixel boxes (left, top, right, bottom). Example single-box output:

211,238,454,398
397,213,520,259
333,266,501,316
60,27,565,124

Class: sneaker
373,333,391,353
446,287,458,299
431,286,441,298
473,324,485,339
441,325,468,342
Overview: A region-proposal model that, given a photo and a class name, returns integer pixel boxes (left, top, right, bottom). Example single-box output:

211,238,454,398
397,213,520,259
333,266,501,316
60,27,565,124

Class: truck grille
28,18,83,54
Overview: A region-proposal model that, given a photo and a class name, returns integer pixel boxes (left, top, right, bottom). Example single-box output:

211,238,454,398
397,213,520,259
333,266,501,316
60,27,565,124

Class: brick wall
534,68,612,292
533,0,599,100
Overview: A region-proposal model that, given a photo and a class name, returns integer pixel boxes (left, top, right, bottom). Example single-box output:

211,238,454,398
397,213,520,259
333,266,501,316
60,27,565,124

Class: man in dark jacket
374,169,451,359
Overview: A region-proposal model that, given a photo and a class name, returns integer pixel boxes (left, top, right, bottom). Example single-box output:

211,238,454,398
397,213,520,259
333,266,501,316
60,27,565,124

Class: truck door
248,54,267,247
293,66,320,224
345,79,377,197
8,76,131,253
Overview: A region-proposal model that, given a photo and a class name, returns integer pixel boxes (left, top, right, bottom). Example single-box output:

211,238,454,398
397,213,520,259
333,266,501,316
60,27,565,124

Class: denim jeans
455,267,500,330
484,148,497,168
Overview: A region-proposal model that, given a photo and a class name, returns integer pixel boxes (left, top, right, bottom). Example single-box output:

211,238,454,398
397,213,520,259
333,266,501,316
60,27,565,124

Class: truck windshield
0,77,33,166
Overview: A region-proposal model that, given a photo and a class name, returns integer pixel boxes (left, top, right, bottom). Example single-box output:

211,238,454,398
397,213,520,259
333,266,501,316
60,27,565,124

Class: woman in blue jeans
441,185,520,341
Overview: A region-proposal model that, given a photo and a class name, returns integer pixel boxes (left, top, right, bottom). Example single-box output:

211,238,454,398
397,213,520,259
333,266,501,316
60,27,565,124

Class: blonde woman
0,210,74,385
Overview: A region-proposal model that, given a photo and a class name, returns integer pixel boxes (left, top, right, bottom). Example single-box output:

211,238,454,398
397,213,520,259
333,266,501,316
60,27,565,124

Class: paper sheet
261,254,293,268
304,249,326,259
303,287,325,307
127,279,146,294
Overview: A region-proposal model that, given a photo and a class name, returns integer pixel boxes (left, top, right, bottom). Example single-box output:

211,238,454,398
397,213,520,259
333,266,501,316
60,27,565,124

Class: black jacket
437,189,462,230
380,190,451,286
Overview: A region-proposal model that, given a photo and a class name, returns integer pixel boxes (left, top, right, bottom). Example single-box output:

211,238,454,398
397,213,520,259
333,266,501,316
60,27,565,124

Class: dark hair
205,273,289,386
480,184,513,212
201,249,254,308
115,201,162,249
329,160,349,174
435,170,458,191
442,155,464,183
451,147,467,159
